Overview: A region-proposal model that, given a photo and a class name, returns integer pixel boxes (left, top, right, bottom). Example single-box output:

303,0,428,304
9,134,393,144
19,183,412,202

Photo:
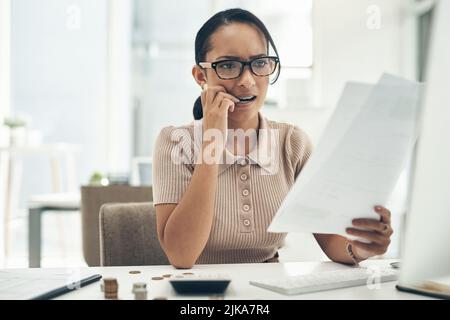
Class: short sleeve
152,126,194,205
288,126,314,180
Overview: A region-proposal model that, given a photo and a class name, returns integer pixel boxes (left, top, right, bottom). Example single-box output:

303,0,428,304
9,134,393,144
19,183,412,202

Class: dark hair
193,8,281,120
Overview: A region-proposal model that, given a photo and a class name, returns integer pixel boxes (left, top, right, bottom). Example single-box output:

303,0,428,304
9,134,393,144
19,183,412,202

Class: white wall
266,0,417,163
105,0,132,174
0,0,11,267
10,0,111,203
0,0,11,144
11,0,132,185
132,0,210,157
313,0,416,108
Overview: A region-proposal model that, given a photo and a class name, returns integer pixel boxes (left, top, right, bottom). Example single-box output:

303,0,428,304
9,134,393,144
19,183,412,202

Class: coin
132,282,147,293
103,278,118,290
103,278,118,299
103,277,117,283
182,272,194,275
151,276,164,280
153,296,168,300
162,274,172,278
134,288,148,300
129,270,141,274
105,292,118,299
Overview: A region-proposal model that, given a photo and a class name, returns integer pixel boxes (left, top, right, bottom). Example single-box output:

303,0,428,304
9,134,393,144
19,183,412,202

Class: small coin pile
103,278,118,299
134,288,147,300
133,282,147,300
132,282,147,300
132,282,147,292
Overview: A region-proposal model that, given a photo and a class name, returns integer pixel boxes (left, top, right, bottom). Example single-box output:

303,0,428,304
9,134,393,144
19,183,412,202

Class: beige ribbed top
152,112,313,264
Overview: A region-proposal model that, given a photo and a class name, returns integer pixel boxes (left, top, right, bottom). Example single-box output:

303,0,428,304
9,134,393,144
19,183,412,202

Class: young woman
152,8,393,269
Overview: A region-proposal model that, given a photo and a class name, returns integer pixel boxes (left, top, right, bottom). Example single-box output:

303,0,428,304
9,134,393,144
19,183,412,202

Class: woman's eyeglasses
199,56,279,80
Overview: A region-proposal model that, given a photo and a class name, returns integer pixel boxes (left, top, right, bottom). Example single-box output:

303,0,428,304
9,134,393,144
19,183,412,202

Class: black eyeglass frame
198,56,280,80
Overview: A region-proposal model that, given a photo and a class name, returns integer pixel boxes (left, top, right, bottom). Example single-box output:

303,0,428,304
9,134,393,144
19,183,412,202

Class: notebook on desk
0,269,101,300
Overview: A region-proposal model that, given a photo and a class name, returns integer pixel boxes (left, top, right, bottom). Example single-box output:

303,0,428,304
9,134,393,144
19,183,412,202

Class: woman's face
198,22,270,123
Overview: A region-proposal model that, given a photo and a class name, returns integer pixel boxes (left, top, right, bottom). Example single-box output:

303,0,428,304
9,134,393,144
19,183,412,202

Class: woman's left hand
346,206,394,260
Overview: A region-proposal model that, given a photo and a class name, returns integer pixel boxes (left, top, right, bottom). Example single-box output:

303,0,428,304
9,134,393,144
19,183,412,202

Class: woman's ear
192,65,207,87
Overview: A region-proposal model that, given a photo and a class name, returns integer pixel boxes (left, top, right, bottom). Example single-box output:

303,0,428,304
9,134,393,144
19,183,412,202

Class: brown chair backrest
99,202,169,266
81,185,153,266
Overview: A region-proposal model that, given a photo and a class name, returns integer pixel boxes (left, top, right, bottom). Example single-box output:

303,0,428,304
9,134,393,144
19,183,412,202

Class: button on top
243,219,251,226
239,158,248,166
242,189,249,196
243,204,250,211
240,173,248,181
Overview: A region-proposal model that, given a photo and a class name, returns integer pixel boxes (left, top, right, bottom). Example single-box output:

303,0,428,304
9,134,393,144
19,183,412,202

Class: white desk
51,259,431,300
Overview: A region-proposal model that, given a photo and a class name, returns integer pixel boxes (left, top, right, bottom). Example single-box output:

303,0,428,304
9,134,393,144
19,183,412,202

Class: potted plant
3,116,28,147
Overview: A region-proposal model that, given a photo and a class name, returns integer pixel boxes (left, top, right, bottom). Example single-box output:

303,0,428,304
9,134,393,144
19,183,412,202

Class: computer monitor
130,157,153,186
396,0,450,298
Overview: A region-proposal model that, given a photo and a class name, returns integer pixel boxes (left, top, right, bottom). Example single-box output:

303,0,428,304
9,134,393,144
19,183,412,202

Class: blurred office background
0,0,435,267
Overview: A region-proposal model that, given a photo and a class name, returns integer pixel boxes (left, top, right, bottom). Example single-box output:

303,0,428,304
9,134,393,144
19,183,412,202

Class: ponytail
193,96,203,120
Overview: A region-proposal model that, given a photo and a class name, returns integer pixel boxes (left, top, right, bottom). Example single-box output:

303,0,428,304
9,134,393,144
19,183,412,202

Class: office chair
99,202,169,266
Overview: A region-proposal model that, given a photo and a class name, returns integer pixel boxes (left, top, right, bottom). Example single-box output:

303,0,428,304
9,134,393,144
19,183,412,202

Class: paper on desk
269,74,422,239
0,269,97,300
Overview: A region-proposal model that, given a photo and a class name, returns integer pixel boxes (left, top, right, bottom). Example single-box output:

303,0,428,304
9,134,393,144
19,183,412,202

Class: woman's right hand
200,84,239,156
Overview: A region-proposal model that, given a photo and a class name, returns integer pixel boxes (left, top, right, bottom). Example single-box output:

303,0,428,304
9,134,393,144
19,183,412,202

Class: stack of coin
103,278,118,299
134,288,148,300
132,282,147,294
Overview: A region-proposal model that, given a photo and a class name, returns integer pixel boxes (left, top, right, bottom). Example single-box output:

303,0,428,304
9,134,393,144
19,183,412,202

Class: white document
269,74,422,238
0,269,99,300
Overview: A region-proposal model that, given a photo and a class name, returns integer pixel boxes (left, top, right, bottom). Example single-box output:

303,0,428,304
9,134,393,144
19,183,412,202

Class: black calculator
169,278,231,295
